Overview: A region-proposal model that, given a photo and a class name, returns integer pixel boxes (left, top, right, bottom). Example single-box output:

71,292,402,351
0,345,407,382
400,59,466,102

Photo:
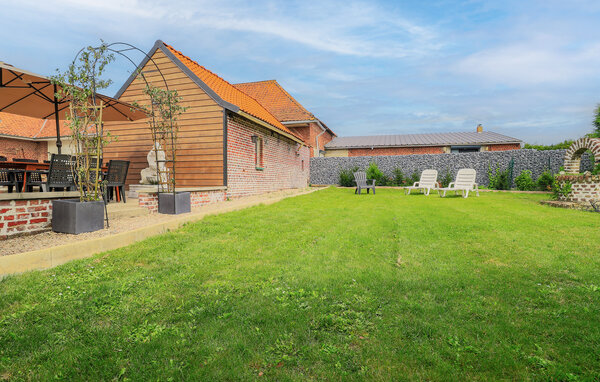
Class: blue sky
2,0,599,144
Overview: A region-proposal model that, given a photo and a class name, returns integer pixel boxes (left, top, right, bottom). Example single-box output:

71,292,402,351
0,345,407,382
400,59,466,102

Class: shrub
536,170,554,191
488,165,512,190
552,178,572,200
514,170,536,191
366,162,388,185
440,171,453,188
339,166,359,187
524,140,573,150
405,171,420,186
393,168,404,186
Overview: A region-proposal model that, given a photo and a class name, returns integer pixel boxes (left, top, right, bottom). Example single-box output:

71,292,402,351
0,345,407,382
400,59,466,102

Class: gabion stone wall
310,149,593,186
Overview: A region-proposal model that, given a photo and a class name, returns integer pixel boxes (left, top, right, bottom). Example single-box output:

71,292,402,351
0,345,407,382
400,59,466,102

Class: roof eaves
0,133,70,141
237,111,305,145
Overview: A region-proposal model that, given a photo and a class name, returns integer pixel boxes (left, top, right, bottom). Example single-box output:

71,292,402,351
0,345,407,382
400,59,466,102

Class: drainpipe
313,121,327,157
282,119,328,157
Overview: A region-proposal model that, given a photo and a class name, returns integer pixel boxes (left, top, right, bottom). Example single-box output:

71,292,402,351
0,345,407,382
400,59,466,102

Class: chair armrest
412,182,419,187
448,182,455,188
371,179,376,186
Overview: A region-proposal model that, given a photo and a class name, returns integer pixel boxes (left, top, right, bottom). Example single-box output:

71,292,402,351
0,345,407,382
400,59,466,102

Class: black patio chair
0,169,18,193
47,154,76,191
103,160,130,203
13,170,45,192
12,158,39,163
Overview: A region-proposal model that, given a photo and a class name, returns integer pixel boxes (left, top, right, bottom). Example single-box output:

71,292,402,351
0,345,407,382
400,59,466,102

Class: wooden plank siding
103,49,225,188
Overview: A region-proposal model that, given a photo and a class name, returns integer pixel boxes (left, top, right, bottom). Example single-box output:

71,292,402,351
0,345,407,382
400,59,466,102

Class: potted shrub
135,83,188,214
51,45,114,233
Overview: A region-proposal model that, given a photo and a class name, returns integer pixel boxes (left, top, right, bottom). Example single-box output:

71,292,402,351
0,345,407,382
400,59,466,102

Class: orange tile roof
0,112,70,139
234,80,316,122
163,43,302,141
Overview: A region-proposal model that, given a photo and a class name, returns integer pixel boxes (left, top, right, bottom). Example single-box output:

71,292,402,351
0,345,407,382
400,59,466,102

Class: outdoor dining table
0,161,108,193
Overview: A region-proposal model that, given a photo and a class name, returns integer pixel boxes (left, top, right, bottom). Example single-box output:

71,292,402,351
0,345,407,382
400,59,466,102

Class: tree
52,44,115,202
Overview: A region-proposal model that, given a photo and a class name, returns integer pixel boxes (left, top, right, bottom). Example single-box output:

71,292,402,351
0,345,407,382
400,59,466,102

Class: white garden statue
140,142,169,187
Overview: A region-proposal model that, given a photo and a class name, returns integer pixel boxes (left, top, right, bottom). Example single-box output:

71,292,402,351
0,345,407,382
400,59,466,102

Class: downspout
313,120,327,157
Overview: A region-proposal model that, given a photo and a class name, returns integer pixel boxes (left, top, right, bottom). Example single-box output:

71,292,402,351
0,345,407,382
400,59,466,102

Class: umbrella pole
53,84,62,154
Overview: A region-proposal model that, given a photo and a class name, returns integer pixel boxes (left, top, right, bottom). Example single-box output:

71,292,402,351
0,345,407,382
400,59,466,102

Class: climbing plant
133,83,187,193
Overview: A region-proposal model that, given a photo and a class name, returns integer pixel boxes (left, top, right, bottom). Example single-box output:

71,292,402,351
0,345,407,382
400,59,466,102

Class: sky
1,0,599,144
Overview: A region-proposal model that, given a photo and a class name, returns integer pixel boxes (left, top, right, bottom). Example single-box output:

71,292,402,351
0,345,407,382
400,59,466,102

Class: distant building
0,112,73,161
324,125,521,157
234,80,335,157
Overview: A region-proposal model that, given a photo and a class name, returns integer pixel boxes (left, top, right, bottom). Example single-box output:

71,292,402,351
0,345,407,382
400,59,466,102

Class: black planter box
158,192,191,215
52,200,105,234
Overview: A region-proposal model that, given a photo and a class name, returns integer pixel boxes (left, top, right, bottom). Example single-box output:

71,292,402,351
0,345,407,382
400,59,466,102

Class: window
252,136,264,170
450,145,481,154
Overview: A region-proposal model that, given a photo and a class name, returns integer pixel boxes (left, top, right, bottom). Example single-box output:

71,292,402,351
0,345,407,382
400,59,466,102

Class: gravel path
0,188,320,257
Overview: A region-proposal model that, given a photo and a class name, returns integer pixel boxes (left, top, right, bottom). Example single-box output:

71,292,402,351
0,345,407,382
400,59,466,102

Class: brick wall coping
0,191,80,201
136,186,228,194
556,174,600,183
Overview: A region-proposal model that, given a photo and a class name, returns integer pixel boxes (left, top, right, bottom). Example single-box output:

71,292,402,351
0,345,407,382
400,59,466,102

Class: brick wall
488,143,521,152
0,199,51,240
138,190,227,212
227,114,310,198
555,174,600,204
287,123,334,157
348,146,445,156
0,137,48,162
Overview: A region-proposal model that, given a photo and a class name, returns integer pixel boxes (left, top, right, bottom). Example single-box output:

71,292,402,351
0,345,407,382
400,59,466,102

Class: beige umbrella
0,61,146,153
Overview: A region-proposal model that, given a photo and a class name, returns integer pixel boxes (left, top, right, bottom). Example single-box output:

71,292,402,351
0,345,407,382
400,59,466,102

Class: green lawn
1,188,599,381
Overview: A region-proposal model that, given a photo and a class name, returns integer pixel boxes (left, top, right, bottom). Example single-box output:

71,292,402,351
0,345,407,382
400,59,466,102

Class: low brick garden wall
555,173,600,204
0,199,52,240
138,189,227,212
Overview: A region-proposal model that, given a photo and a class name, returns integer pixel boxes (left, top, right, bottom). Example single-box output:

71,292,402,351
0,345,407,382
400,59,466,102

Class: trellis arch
563,137,600,173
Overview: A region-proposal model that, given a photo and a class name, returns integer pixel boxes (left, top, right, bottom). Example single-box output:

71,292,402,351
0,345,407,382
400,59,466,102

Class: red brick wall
308,122,333,157
348,146,445,157
0,137,48,162
287,123,334,157
138,190,227,212
0,199,51,240
488,143,521,151
227,114,310,198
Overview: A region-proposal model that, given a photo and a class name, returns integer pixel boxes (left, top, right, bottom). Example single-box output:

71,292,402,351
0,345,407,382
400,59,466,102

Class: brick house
234,80,335,157
104,40,309,200
324,125,521,157
0,112,72,161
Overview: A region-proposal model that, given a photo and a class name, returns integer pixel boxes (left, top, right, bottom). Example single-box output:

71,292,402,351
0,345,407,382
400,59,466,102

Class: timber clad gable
104,49,225,187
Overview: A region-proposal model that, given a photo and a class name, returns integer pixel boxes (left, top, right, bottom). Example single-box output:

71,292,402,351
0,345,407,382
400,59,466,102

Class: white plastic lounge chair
436,168,479,198
353,171,375,195
404,169,438,196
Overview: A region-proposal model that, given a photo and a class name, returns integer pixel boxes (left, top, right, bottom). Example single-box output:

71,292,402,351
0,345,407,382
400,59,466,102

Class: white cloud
455,41,600,85
6,0,440,59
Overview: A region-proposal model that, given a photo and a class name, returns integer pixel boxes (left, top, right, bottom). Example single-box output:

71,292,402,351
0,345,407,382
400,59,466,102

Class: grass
1,188,599,381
